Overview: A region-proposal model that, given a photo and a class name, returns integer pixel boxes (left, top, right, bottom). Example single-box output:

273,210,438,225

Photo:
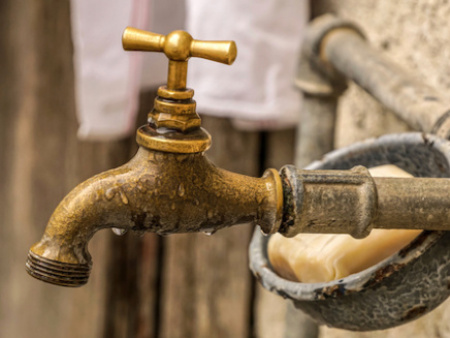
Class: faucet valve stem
123,28,237,153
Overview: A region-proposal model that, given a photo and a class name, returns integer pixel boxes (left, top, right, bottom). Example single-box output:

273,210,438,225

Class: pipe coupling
279,165,377,238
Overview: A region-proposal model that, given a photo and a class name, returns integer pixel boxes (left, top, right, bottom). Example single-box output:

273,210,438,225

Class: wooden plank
0,1,151,337
159,116,260,338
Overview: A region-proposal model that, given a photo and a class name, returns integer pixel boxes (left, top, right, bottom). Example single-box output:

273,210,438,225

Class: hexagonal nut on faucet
150,112,201,132
149,97,201,132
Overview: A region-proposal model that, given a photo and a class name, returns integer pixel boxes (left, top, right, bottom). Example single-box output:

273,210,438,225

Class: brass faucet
25,28,283,287
26,28,450,288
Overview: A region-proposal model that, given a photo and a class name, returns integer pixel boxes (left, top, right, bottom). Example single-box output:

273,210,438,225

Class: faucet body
27,144,281,286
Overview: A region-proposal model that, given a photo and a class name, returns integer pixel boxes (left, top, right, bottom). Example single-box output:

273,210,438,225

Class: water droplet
105,188,115,200
260,228,269,237
112,228,127,236
119,191,129,205
202,228,217,236
171,203,176,210
177,184,185,197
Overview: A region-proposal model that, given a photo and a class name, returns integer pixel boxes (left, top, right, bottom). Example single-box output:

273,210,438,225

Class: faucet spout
26,146,282,287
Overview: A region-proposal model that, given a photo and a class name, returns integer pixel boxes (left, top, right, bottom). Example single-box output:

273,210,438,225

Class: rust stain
316,283,348,300
363,263,406,288
398,231,430,258
401,305,427,321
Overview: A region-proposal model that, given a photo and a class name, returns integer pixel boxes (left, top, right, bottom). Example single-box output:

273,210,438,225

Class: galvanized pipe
307,15,450,139
323,29,450,137
294,48,345,168
374,176,450,231
279,165,450,238
296,96,339,168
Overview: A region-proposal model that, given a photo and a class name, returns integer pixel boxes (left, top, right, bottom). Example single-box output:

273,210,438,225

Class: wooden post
0,1,134,337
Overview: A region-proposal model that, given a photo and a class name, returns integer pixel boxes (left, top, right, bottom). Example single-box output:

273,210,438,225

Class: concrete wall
312,1,450,337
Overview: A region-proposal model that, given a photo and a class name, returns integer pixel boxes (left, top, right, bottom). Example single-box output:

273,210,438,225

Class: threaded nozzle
25,251,91,287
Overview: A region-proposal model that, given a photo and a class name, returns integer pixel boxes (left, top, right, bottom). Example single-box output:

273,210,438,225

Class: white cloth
71,0,149,140
71,0,308,140
186,0,309,130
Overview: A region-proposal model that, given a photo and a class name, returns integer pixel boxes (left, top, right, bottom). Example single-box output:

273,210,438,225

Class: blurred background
1,0,450,337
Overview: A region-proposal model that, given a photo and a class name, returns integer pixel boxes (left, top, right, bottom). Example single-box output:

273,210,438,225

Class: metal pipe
374,176,450,230
294,50,344,168
306,15,450,139
279,165,450,238
295,96,338,167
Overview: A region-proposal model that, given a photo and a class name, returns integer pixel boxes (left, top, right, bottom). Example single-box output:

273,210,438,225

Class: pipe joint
296,14,365,96
279,165,377,238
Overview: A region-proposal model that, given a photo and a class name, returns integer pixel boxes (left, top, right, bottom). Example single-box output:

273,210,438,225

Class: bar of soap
268,165,422,283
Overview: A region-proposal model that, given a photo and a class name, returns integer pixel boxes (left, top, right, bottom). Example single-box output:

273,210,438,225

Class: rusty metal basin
250,132,450,331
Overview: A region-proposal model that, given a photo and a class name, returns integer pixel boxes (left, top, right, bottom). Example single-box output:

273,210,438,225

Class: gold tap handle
122,28,166,53
122,27,237,91
190,40,237,65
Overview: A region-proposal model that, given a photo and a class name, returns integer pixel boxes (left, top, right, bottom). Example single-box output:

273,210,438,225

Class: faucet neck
148,90,200,132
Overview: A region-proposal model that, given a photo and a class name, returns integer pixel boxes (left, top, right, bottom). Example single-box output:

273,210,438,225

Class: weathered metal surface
295,96,339,169
301,15,364,89
304,14,450,139
294,44,342,170
26,146,282,287
280,162,450,237
250,132,450,330
279,166,377,238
